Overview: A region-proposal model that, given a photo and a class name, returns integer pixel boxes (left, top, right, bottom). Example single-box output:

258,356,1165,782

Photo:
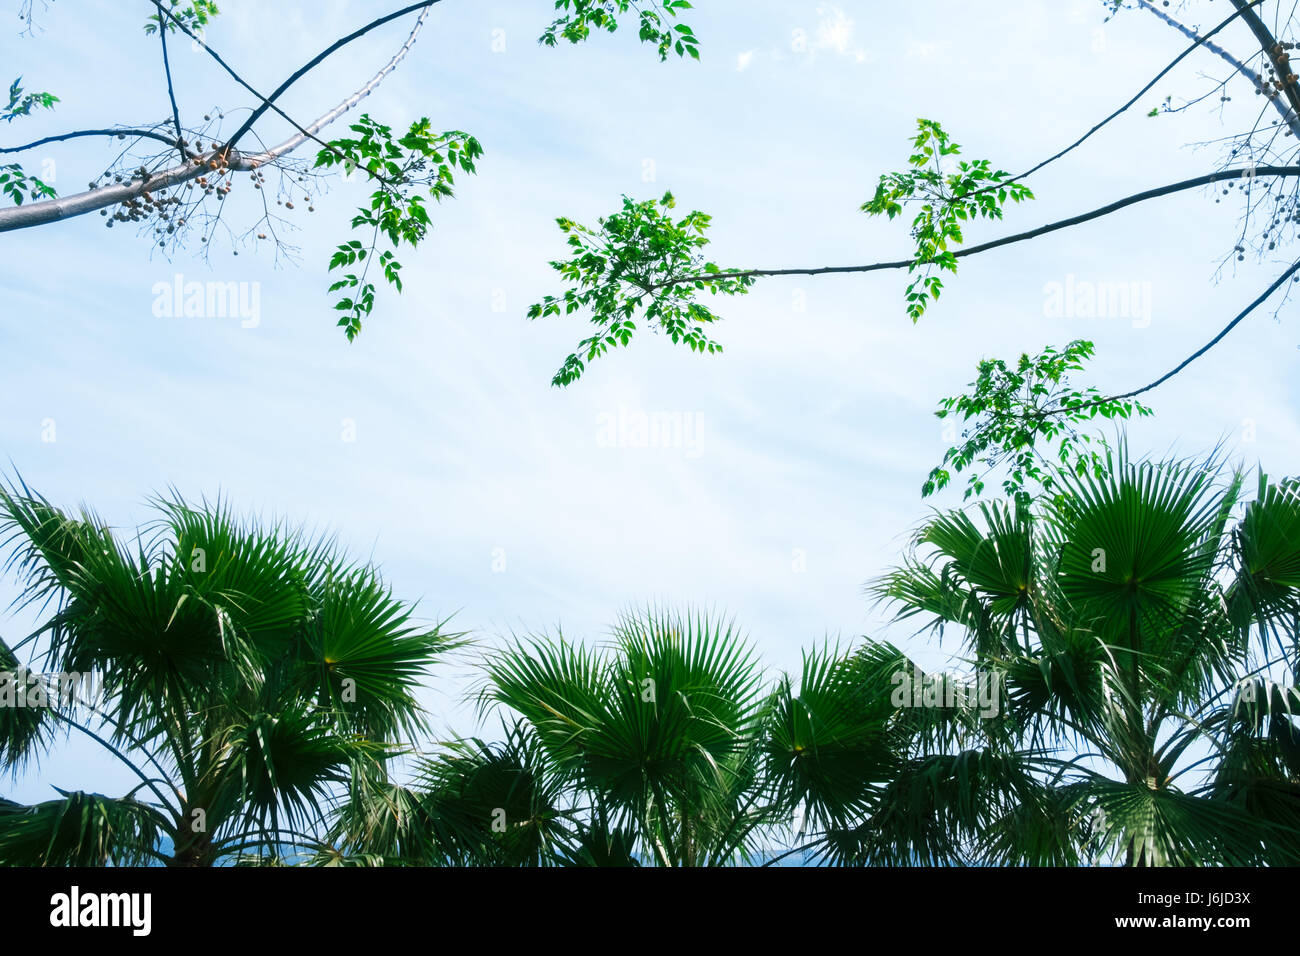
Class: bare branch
227,0,442,150
0,127,187,156
154,0,187,163
992,0,1270,194
154,0,431,183
1230,0,1300,125
1137,0,1300,136
1058,256,1300,415
0,5,432,232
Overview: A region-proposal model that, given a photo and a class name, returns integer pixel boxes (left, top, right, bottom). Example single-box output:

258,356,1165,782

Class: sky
3,0,1299,804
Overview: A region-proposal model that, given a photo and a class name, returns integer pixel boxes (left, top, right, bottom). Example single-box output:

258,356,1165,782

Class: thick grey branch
0,10,430,233
1137,0,1300,137
1229,0,1300,129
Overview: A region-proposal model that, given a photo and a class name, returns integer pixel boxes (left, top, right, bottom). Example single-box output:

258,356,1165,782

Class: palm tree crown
0,483,454,866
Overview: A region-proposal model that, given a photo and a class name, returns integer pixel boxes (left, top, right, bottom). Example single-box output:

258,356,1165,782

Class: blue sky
3,0,1298,803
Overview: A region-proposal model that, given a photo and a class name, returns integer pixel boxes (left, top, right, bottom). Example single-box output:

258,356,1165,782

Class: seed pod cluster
105,187,184,230
1256,43,1300,97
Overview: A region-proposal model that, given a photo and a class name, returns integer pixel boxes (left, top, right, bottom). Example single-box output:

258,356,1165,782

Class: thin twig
1056,257,1300,415
0,127,186,156
154,0,187,162
990,0,1270,194
227,0,441,149
1136,0,1295,134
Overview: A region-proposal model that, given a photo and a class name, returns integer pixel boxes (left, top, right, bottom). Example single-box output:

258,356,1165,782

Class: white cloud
810,4,873,61
814,4,855,55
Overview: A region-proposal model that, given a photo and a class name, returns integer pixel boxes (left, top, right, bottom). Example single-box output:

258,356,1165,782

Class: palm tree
0,481,455,866
325,606,1022,866
484,609,771,866
871,444,1300,865
326,608,773,865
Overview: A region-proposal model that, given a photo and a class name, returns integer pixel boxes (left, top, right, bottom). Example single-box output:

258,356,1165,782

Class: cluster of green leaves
317,115,483,339
1146,94,1173,118
527,191,754,386
2,79,59,207
863,119,1034,321
2,78,58,123
924,339,1152,501
539,0,699,61
144,0,220,35
0,163,56,206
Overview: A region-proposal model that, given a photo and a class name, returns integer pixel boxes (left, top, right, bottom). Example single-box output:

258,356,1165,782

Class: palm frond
0,790,169,866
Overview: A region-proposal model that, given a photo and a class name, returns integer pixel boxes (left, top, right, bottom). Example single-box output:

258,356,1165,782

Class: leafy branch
0,164,55,205
526,191,754,386
540,0,699,61
1,78,60,206
926,340,1152,502
317,115,483,339
2,78,58,124
144,0,220,36
862,119,1034,322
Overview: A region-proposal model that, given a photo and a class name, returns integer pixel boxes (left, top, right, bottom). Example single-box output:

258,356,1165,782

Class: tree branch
0,127,187,156
1137,0,1300,137
994,0,1269,194
231,6,433,173
226,0,442,150
150,2,384,175
152,0,433,181
0,5,431,232
646,165,1300,292
154,0,187,163
1230,0,1300,125
1061,256,1300,414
